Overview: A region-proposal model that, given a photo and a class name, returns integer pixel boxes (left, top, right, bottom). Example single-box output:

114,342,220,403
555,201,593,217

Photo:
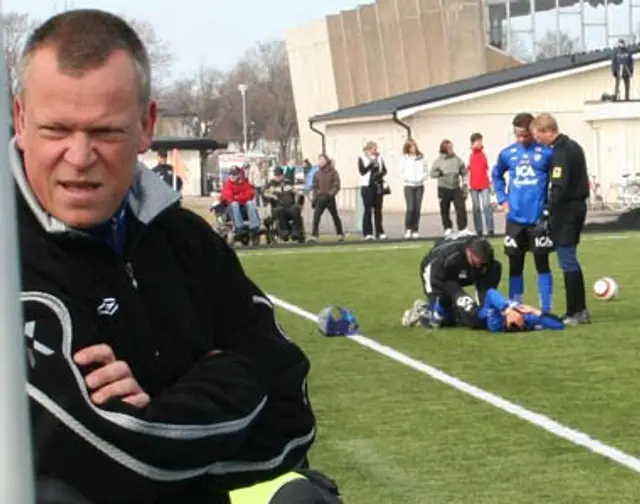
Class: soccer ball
593,277,618,301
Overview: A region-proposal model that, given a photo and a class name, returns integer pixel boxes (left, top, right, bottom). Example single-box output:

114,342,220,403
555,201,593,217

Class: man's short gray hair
18,9,151,106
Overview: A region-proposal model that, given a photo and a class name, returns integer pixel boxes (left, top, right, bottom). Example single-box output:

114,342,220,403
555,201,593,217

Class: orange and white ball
593,277,618,301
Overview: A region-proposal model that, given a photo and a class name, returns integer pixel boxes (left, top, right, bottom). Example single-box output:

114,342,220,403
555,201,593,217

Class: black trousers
404,185,424,232
274,205,304,240
312,195,343,237
615,74,631,101
361,186,384,236
438,187,467,231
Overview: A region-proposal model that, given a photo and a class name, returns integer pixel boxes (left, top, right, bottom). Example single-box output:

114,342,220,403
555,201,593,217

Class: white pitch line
268,294,640,475
238,243,422,257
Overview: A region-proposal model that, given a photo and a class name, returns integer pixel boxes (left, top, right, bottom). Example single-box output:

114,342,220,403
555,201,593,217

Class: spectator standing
310,154,344,242
248,160,267,206
430,139,470,236
152,149,183,193
357,141,388,240
399,138,427,239
612,38,633,101
467,133,495,236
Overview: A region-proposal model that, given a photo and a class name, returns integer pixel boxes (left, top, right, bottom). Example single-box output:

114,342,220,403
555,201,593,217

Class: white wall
323,62,640,213
286,19,339,161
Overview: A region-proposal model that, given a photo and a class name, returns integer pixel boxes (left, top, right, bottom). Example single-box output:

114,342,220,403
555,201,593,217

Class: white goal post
0,21,36,503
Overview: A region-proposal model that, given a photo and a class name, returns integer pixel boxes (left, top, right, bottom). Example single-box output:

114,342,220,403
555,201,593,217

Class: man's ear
13,95,25,150
138,100,158,154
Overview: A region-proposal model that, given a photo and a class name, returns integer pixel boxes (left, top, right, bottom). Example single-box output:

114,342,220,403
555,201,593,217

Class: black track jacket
12,141,315,504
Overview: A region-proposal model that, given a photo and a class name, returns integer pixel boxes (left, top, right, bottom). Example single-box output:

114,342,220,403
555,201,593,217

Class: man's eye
91,130,126,140
42,127,68,135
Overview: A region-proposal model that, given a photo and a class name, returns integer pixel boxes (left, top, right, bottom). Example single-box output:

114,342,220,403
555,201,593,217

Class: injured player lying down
402,235,564,332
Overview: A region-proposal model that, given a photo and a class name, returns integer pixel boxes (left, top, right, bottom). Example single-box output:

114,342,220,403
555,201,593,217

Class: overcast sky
3,0,636,79
3,0,364,78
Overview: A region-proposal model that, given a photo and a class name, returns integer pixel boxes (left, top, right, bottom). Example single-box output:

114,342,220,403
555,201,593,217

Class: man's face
158,154,168,164
14,47,157,229
533,128,555,146
465,248,487,270
514,126,533,146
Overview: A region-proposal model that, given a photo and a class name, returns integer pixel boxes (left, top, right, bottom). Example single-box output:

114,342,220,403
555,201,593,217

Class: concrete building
307,49,640,213
286,0,638,161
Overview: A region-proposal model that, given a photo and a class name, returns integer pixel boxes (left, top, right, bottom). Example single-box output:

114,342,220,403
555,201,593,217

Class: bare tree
536,30,579,60
246,40,298,162
161,66,226,137
214,60,263,147
1,12,37,95
125,17,174,95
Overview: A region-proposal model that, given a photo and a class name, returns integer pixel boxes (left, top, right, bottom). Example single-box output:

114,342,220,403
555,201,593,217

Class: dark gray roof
151,136,227,151
311,47,638,123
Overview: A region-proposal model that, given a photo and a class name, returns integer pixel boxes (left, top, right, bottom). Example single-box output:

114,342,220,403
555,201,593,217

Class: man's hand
73,344,149,408
515,304,542,316
500,202,509,213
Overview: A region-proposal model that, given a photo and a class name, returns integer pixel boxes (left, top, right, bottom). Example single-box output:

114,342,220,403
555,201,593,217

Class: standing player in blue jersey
492,113,555,313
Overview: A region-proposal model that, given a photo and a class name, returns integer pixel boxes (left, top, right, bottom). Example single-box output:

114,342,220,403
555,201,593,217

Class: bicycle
604,172,640,211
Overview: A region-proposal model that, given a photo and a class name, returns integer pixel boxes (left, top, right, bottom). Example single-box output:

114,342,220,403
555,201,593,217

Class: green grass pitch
239,233,640,503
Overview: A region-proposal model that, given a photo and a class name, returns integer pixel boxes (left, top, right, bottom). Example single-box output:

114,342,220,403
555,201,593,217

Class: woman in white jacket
399,138,427,238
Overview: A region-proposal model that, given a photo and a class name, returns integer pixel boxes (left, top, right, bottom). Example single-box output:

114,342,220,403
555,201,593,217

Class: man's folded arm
22,282,267,481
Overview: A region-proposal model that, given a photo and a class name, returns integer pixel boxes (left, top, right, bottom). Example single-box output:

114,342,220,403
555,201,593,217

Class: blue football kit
426,288,564,332
491,141,554,312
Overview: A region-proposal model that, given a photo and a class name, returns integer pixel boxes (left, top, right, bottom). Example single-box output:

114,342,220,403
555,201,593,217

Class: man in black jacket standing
151,149,183,193
13,10,316,504
532,113,591,325
612,39,634,101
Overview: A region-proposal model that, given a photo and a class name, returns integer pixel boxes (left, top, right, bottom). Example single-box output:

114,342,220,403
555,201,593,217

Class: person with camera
358,141,389,240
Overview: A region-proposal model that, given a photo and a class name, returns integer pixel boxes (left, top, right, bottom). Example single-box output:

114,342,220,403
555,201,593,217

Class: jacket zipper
124,262,138,289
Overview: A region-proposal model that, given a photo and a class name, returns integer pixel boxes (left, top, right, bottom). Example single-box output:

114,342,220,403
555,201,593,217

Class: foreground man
15,10,315,504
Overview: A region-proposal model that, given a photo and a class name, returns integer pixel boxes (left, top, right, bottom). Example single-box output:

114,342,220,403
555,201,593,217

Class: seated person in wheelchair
263,166,305,242
220,167,261,240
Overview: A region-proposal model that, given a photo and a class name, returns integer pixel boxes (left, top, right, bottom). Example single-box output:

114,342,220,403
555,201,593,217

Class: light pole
238,84,248,153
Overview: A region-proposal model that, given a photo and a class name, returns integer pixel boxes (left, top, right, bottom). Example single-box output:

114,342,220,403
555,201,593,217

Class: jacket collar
10,138,181,235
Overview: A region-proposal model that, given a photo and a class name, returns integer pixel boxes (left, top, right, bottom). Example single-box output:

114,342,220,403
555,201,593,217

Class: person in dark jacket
612,38,634,101
310,154,344,242
263,167,305,242
13,10,316,504
532,113,591,325
358,141,388,240
151,149,183,193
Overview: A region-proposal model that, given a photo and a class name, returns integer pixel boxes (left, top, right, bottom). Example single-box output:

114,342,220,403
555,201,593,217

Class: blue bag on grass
317,306,359,337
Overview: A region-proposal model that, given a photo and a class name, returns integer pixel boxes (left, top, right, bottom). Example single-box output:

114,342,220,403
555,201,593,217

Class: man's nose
63,133,98,168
